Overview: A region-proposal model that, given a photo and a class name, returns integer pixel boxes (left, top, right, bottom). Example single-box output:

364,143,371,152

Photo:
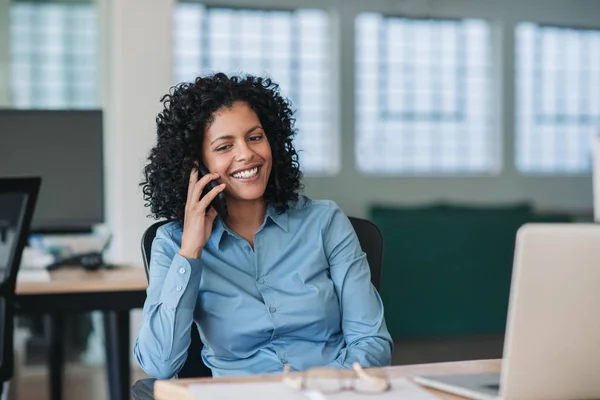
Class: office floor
13,334,503,400
13,365,149,400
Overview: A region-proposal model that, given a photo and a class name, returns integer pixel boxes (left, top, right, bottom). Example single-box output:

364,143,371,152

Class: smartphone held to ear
199,165,228,218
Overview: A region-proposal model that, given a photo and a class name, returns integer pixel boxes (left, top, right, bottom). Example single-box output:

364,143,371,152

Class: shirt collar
208,204,289,252
266,204,289,233
208,217,228,251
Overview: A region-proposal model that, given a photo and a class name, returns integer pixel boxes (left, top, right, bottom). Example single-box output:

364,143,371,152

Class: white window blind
516,23,600,174
173,4,336,175
10,1,98,109
355,13,495,174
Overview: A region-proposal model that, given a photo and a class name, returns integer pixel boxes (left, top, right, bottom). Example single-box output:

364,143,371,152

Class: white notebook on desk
188,378,440,400
17,268,51,283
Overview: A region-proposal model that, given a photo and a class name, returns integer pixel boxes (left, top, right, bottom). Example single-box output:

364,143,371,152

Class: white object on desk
188,378,440,400
189,381,307,400
19,246,54,269
16,268,51,283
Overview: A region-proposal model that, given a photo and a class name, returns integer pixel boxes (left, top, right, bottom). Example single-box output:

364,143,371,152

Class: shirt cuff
159,253,203,309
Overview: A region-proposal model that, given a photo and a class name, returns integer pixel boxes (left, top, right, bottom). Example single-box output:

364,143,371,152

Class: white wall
97,0,174,354
98,0,173,264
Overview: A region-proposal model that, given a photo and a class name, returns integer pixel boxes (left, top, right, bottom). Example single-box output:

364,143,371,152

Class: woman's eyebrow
210,126,263,145
210,134,234,145
245,125,262,135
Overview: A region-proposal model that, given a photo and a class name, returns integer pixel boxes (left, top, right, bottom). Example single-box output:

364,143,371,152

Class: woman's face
202,101,272,202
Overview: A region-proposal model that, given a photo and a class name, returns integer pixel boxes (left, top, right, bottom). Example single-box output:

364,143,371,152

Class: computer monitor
0,109,104,233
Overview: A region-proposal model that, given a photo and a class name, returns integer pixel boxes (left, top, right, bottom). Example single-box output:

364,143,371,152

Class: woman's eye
215,144,231,152
249,135,263,142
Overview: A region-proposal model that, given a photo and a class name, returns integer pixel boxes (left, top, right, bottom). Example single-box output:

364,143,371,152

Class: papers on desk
189,378,441,400
17,268,51,283
189,381,306,400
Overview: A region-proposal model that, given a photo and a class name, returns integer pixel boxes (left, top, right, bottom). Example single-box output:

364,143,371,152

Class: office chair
0,178,41,398
132,215,384,400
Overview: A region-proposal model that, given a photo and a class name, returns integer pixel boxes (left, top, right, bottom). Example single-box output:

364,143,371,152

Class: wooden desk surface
155,359,501,400
15,265,148,295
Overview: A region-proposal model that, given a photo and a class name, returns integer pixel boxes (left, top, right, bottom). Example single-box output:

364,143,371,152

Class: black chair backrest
140,215,384,378
0,177,41,384
348,217,383,290
140,219,168,280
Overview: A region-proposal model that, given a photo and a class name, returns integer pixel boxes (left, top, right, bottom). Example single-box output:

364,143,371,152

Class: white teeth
232,167,259,179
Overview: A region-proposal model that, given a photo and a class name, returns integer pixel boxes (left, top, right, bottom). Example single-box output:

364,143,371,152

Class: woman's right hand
179,168,226,259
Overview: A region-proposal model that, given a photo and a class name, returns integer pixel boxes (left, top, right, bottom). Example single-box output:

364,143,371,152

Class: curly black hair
141,73,303,222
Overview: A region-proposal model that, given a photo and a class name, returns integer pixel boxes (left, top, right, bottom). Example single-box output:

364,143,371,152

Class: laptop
414,223,600,400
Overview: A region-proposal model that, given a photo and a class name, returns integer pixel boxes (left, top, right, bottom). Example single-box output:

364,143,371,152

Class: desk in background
15,266,148,400
154,359,501,400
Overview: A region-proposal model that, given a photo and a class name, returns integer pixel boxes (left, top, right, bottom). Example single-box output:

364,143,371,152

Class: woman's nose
235,141,254,162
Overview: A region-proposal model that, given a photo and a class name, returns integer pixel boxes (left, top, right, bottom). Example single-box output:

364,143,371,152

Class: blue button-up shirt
134,196,392,379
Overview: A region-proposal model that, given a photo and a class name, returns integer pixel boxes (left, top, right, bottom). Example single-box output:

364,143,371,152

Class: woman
134,73,392,379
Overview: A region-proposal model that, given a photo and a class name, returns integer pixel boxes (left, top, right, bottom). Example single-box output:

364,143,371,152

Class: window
173,4,336,175
516,23,600,174
355,14,495,174
10,1,98,109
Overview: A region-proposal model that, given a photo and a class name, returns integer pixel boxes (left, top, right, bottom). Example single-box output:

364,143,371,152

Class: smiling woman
142,73,302,224
135,73,392,379
202,102,273,205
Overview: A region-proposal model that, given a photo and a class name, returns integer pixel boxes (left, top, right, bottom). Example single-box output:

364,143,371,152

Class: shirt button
280,358,287,364
257,278,265,285
269,305,276,313
176,285,182,292
178,268,186,274
246,246,252,252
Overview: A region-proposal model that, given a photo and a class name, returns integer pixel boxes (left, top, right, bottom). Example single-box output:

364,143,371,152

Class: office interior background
2,0,600,398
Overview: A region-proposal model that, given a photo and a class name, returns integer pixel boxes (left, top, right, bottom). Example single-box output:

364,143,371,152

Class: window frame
354,12,500,176
515,21,600,175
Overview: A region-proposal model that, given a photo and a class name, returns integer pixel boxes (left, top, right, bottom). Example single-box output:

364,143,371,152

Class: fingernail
220,184,226,187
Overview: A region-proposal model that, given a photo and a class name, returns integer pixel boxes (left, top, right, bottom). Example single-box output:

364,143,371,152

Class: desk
154,359,501,400
15,266,148,400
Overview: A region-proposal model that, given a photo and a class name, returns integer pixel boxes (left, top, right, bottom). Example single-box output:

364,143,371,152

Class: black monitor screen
0,109,103,232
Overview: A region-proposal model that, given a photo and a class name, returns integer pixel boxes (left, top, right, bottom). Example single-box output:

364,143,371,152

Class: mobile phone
198,165,228,218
